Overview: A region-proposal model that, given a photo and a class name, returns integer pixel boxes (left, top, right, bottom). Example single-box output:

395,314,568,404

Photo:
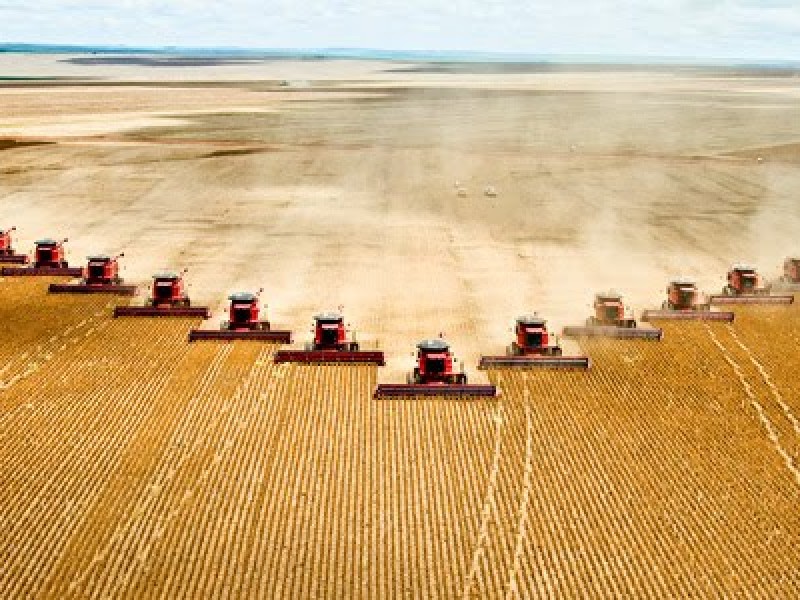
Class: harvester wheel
349,342,359,351
258,321,271,331
554,347,563,356
455,373,467,385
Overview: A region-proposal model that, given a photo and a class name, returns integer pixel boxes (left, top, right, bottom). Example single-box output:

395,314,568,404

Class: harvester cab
48,253,137,295
724,264,768,296
188,290,291,341
513,316,561,356
226,291,268,331
273,311,383,364
85,255,121,285
563,292,662,340
411,339,464,385
590,292,636,327
312,312,358,351
374,338,496,397
34,238,68,269
667,278,701,310
710,264,794,305
480,316,590,369
0,226,28,264
150,272,189,307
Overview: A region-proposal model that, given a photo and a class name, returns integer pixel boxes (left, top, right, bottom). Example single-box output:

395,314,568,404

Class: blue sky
1,1,799,60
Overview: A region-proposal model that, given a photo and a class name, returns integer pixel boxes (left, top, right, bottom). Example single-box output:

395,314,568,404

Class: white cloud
0,1,798,59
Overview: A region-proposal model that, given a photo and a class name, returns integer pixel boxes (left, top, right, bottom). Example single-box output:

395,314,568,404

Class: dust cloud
2,58,800,381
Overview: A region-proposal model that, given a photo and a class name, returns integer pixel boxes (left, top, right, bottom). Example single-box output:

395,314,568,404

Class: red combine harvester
189,291,292,342
774,257,800,292
479,315,590,369
374,339,495,397
48,254,137,296
113,271,210,318
1,238,82,277
274,312,384,365
709,264,794,305
0,227,29,264
641,278,734,322
563,292,662,340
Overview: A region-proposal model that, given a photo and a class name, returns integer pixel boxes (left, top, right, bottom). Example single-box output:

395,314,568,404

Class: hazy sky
1,1,799,59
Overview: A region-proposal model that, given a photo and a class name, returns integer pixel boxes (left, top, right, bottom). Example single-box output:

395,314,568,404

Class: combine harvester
563,292,663,340
189,291,291,342
0,227,29,264
0,238,82,277
709,264,794,305
375,338,495,397
113,271,210,318
642,278,734,322
274,312,384,365
773,257,800,292
479,315,590,369
48,254,137,296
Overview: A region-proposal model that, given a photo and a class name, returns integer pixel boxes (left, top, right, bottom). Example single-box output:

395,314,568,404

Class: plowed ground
0,282,798,598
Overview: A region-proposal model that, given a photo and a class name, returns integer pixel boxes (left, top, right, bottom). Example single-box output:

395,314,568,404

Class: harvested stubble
0,286,798,598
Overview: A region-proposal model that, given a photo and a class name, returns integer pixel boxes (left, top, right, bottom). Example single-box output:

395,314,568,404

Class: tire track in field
38,342,232,598
505,393,534,600
461,399,505,599
725,324,800,437
705,324,800,486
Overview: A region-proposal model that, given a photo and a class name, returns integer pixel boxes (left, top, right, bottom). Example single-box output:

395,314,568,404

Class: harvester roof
314,312,343,323
87,255,112,262
229,292,257,303
595,291,622,302
417,339,450,352
152,272,181,280
731,263,757,272
516,315,546,326
670,277,696,287
36,238,60,246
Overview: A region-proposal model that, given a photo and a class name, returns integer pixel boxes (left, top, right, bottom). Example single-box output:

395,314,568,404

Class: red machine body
48,254,137,295
783,257,800,284
563,292,662,340
642,278,734,321
189,292,292,342
1,238,82,276
480,316,590,369
114,271,210,318
0,227,28,264
710,264,793,305
773,257,800,292
274,312,384,364
374,339,496,397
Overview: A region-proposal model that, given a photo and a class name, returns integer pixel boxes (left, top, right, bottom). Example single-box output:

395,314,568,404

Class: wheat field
0,277,797,598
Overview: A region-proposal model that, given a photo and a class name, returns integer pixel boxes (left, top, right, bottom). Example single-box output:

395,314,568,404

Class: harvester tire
349,342,359,351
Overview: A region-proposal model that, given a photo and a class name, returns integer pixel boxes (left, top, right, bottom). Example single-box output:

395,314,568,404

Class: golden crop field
1,281,798,598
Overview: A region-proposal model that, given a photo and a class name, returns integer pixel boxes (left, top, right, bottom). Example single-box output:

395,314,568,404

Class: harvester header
479,315,591,369
274,311,384,365
374,338,496,398
189,290,292,342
